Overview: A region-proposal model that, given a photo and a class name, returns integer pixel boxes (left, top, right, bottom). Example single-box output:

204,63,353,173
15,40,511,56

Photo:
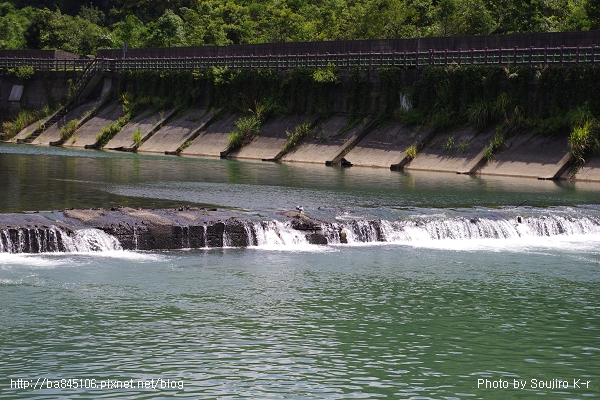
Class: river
0,143,598,399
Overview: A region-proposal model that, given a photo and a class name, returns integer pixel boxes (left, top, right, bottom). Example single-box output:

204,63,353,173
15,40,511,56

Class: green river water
0,143,598,399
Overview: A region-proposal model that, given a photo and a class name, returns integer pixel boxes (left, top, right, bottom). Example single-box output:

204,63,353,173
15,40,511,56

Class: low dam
2,206,599,253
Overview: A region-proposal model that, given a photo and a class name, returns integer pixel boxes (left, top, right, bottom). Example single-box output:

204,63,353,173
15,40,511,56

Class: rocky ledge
0,206,331,252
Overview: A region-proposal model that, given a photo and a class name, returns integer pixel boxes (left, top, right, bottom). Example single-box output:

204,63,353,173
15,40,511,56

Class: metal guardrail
2,45,596,106
99,46,600,70
1,45,598,75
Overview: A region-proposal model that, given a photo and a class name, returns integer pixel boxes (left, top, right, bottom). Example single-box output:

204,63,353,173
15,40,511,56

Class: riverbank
3,65,600,181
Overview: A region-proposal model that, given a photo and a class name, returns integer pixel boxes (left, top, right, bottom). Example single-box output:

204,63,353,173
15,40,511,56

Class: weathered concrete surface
478,133,571,179
228,115,315,161
281,116,372,164
104,108,175,151
344,123,430,168
566,156,600,182
405,129,494,174
32,99,105,145
181,113,240,158
67,101,124,148
138,109,212,154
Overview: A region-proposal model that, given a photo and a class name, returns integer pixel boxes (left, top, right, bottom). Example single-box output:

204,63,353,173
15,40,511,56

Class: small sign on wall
9,85,24,101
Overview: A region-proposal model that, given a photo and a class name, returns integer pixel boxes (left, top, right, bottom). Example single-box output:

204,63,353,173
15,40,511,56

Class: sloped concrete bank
8,103,598,182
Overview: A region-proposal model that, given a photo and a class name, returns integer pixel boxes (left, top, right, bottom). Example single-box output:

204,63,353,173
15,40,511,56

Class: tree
146,9,186,47
586,0,600,29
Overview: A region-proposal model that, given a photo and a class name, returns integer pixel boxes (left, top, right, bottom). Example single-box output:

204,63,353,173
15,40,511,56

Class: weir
1,207,599,254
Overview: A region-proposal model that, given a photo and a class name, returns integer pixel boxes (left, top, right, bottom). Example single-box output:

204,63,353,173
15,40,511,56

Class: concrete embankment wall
0,71,78,124
5,63,600,182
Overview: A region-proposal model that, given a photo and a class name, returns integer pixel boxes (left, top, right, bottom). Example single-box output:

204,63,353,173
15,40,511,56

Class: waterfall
1,211,599,253
252,221,309,246
0,226,121,254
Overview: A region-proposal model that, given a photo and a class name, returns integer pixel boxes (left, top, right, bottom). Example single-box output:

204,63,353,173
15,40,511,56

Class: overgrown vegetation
405,145,418,160
131,128,143,148
1,106,51,139
483,131,507,160
282,123,312,154
567,106,600,170
95,115,129,147
59,119,78,141
117,67,340,119
227,116,261,151
6,66,35,80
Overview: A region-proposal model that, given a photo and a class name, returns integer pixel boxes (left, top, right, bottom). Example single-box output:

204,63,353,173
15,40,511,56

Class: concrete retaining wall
105,109,176,151
69,102,124,148
138,109,213,154
0,71,78,124
181,113,240,158
281,116,371,164
478,133,571,179
32,99,105,145
343,123,430,168
405,129,494,174
228,115,316,161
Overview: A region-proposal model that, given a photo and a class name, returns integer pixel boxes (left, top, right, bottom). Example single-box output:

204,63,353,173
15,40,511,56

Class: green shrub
282,123,311,154
1,107,50,140
131,128,143,148
95,115,130,148
60,119,78,141
7,66,35,81
569,120,599,165
443,136,454,151
483,131,506,161
405,145,418,160
227,116,261,150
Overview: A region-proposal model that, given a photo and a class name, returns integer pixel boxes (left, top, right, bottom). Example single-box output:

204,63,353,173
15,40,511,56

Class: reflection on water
2,143,600,213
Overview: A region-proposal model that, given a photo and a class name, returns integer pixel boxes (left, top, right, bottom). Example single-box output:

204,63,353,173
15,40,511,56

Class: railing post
560,45,564,66
593,45,596,65
577,45,580,65
514,46,518,66
529,46,533,65
544,45,548,65
429,49,434,65
485,47,488,64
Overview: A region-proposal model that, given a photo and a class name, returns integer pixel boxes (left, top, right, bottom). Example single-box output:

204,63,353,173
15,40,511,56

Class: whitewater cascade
0,226,122,253
1,213,599,253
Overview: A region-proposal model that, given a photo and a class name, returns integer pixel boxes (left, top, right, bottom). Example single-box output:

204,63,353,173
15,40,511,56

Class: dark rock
306,233,328,245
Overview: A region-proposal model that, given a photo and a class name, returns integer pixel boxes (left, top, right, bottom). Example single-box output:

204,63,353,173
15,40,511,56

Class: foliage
131,128,143,148
443,136,454,151
59,119,78,141
118,68,339,118
405,145,418,159
483,131,506,161
1,106,50,139
282,122,312,154
95,115,129,148
227,116,261,151
1,0,598,54
7,65,34,80
567,106,600,167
